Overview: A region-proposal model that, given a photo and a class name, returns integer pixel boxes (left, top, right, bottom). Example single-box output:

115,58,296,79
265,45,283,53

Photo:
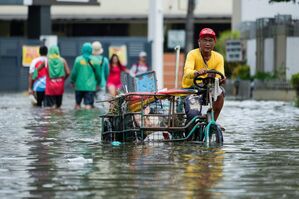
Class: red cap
199,28,216,41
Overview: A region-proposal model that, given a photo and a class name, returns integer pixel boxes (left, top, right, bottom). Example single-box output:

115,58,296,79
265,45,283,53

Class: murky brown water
0,93,299,198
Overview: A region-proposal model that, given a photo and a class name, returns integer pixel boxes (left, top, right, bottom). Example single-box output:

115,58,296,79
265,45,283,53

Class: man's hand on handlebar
194,69,207,76
193,69,226,88
220,76,226,85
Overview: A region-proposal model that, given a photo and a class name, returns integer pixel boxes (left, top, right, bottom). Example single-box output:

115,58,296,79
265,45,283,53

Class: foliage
232,64,251,80
291,73,299,107
295,97,299,107
274,64,286,81
291,73,299,89
215,30,240,58
224,61,238,79
254,71,275,80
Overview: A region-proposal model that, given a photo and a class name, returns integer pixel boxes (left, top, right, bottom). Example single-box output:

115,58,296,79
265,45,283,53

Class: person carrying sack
70,42,101,109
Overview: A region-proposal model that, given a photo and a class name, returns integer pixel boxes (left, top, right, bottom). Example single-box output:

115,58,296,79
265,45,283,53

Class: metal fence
255,80,293,90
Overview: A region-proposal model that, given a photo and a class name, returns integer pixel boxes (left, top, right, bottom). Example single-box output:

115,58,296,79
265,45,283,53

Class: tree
185,0,196,54
215,30,240,57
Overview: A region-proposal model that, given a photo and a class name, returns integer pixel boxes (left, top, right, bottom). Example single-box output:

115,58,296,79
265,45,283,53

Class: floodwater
0,93,299,199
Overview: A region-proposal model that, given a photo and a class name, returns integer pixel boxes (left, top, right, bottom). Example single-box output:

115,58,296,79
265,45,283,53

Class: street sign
167,30,185,49
40,35,58,48
226,40,243,62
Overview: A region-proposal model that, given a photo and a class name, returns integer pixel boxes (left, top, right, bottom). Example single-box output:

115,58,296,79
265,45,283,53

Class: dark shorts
35,91,45,107
184,95,202,121
75,91,95,106
184,86,225,120
44,95,63,108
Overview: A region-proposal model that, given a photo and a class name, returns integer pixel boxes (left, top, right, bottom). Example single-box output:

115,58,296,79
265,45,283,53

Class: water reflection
26,108,101,198
87,143,224,199
27,110,60,198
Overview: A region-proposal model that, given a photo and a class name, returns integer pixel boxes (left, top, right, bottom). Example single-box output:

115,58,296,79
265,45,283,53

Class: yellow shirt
182,48,224,88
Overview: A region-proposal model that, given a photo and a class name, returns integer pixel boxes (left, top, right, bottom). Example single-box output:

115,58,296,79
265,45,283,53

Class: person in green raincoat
42,45,70,108
71,42,101,109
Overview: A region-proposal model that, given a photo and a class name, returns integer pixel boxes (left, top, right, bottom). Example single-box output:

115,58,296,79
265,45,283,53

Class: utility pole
185,0,196,54
148,0,164,89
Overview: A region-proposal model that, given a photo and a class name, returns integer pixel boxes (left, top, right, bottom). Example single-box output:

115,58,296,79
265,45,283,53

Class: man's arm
62,58,71,79
215,55,226,84
28,58,37,94
129,64,137,76
183,52,197,79
103,57,110,80
70,58,78,84
28,73,33,94
94,60,102,86
215,55,225,75
36,62,45,71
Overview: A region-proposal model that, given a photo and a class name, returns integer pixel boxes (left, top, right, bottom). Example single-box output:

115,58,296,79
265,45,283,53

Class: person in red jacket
44,45,70,108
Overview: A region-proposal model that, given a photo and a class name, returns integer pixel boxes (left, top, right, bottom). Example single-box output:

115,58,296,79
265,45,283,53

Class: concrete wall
232,0,299,29
254,90,296,101
264,38,274,73
286,37,299,80
246,39,256,76
224,79,296,101
0,0,232,20
163,53,184,89
274,33,287,78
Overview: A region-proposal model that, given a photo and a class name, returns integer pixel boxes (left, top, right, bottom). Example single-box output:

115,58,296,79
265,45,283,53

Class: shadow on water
1,94,299,198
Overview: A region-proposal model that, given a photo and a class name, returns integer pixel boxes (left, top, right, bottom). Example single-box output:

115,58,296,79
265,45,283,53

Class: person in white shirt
130,51,149,76
28,46,48,107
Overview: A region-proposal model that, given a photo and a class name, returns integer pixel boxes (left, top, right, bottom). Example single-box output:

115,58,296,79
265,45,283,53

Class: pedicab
99,70,225,145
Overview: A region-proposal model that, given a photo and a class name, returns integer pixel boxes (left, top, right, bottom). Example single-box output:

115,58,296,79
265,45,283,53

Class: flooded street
1,93,299,198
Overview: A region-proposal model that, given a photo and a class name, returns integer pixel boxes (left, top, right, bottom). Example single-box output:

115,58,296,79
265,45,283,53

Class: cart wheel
208,124,223,144
102,119,112,141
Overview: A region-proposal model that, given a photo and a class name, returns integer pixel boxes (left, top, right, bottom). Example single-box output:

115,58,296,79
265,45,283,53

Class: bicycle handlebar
193,69,225,88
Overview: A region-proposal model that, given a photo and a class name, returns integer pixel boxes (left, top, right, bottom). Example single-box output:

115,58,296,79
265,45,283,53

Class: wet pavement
0,93,299,198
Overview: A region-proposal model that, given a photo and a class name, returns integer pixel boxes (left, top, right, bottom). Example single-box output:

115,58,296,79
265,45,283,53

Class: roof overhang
0,0,99,6
0,14,231,24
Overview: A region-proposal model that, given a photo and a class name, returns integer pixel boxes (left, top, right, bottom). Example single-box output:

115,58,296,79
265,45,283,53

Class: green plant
274,64,286,81
291,73,299,98
291,73,299,89
254,71,275,80
213,30,241,79
224,61,238,79
232,64,251,80
215,30,240,58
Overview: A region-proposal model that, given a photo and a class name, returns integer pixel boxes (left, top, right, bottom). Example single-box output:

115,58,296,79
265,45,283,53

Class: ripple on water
0,94,299,198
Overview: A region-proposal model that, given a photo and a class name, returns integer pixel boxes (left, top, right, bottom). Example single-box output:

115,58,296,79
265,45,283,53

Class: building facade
232,0,299,80
0,0,233,91
0,0,232,51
